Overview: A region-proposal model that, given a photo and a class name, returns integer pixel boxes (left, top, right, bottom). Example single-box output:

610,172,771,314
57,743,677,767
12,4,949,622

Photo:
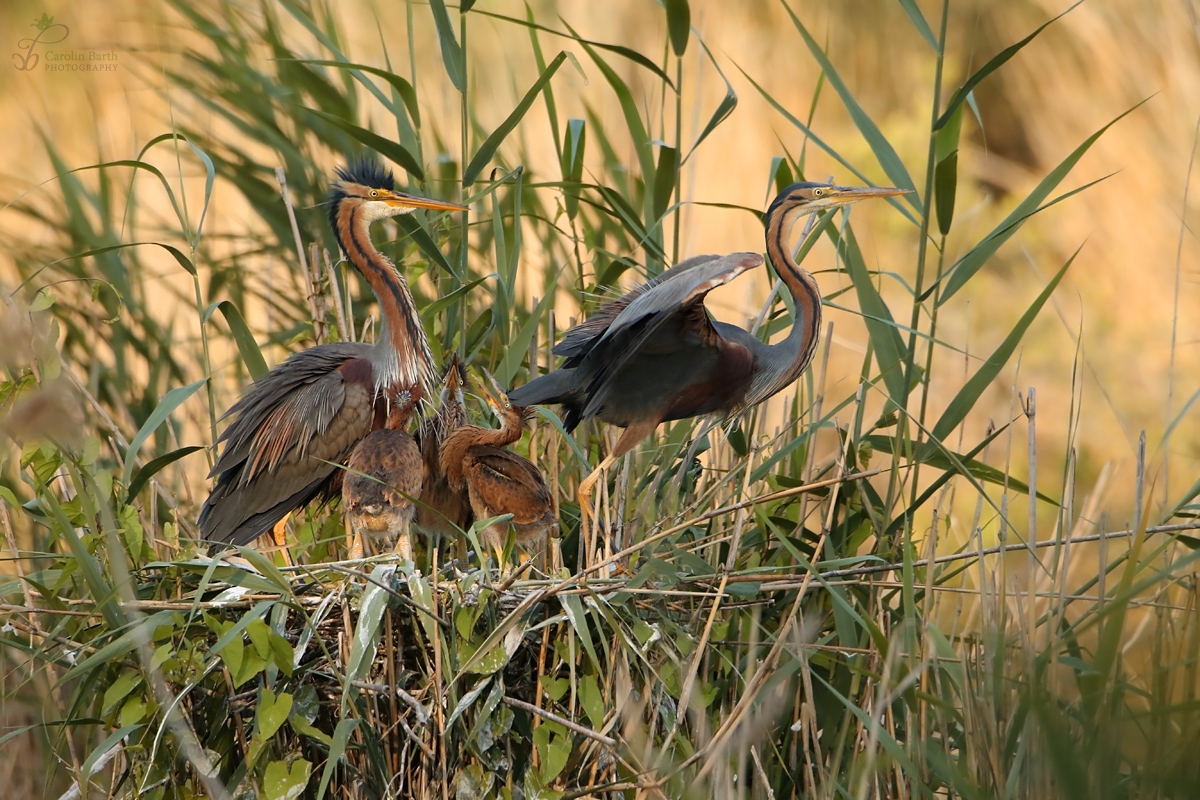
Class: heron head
329,157,465,226
439,353,467,410
769,181,910,223
384,383,424,429
476,368,526,422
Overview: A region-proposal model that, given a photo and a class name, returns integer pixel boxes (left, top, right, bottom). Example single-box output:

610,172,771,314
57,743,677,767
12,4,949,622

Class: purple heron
440,369,556,569
343,385,423,561
415,353,473,540
198,158,465,549
507,182,909,550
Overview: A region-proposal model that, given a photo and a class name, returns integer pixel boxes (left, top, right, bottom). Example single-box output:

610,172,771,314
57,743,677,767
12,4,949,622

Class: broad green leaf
203,300,268,379
447,676,493,728
664,0,690,56
786,6,919,206
264,759,312,800
464,52,570,185
935,0,1084,130
126,445,203,501
82,724,143,781
121,378,207,489
580,673,605,730
466,677,506,747
561,594,600,671
652,145,678,222
938,100,1143,304
934,150,958,237
934,105,963,236
101,671,142,716
497,290,557,387
561,118,586,219
933,248,1076,441
255,688,293,741
429,0,466,92
533,721,571,783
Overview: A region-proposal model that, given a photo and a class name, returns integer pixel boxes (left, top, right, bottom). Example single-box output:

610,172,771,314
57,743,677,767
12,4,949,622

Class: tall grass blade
932,248,1076,441
463,51,570,185
289,59,422,127
664,0,690,56
939,101,1145,304
300,108,424,179
206,300,269,378
841,226,907,403
126,446,204,501
471,9,675,88
428,0,467,92
935,0,1084,130
896,0,938,50
121,377,207,489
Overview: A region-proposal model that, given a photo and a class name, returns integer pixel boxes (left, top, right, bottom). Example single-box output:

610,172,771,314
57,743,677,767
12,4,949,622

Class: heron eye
813,188,824,197
370,189,378,198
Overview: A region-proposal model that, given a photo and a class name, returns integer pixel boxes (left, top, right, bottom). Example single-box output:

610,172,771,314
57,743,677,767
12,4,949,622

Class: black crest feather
335,157,396,191
327,156,397,252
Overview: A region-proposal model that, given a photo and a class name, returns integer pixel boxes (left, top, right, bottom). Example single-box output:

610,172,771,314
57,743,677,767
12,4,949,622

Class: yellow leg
345,516,365,560
577,453,619,571
272,513,295,567
392,523,413,564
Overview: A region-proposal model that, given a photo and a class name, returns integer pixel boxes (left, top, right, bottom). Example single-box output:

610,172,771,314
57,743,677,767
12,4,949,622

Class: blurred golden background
1,0,1199,794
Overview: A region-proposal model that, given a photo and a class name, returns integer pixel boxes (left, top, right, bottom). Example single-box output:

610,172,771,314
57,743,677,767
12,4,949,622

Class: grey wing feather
199,342,377,545
209,342,374,479
555,254,728,362
599,252,761,347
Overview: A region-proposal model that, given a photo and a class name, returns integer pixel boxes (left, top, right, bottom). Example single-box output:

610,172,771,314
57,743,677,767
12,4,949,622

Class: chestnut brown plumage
198,158,465,549
415,353,473,539
508,182,910,554
343,386,424,560
439,369,556,569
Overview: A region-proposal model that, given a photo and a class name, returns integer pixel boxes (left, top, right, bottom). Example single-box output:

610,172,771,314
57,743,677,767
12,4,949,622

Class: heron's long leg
577,453,618,570
273,513,295,567
392,521,414,564
578,419,657,570
346,516,365,560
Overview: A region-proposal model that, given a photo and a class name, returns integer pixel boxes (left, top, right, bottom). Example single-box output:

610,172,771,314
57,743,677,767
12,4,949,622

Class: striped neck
750,203,824,404
334,203,437,399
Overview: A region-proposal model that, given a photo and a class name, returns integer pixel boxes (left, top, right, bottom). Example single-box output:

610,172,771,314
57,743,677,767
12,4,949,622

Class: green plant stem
889,0,950,543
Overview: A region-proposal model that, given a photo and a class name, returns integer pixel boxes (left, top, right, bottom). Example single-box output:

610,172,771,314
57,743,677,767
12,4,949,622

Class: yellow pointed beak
381,190,467,212
476,368,510,411
819,185,912,206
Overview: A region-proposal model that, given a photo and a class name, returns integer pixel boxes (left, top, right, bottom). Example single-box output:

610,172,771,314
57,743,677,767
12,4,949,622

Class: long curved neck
439,414,524,489
748,204,823,406
334,204,436,398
